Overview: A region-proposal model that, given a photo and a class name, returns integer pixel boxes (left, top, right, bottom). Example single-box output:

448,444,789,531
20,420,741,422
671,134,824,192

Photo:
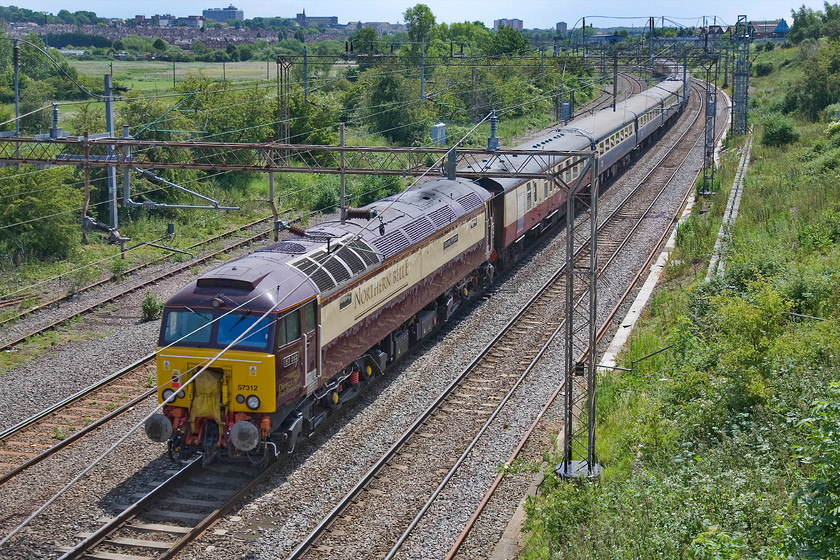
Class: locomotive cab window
277,310,301,347
217,313,271,350
162,309,213,344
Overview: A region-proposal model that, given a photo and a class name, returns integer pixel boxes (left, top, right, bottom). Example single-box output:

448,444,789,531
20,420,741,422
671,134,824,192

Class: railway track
283,81,708,560
0,214,294,354
0,354,156,486
56,458,275,560
0,215,277,330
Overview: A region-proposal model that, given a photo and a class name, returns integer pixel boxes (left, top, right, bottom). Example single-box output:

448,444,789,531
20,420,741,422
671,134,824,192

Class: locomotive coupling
145,414,173,442
230,420,261,451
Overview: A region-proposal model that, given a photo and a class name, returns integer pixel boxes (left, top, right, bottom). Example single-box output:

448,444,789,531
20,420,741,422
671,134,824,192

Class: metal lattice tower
276,56,292,145
558,156,602,479
701,56,719,194
732,15,750,135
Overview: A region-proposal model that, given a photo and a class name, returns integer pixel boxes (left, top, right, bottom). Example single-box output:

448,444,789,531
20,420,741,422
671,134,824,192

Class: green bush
753,60,774,77
141,291,163,321
761,113,799,147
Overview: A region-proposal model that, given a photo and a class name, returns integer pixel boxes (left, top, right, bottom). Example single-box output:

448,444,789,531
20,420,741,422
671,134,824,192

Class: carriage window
277,311,301,347
526,183,532,209
303,300,316,332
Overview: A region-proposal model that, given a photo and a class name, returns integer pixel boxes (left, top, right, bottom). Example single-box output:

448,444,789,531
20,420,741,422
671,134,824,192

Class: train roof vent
334,244,366,274
371,230,410,258
402,216,434,243
291,253,337,292
346,238,380,266
428,206,457,228
316,253,352,284
457,193,483,212
309,267,337,292
268,241,307,254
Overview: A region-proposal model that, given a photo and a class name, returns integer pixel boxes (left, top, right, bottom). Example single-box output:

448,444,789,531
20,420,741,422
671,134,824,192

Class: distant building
556,21,567,35
494,18,523,32
354,21,406,35
203,5,244,22
750,19,789,39
296,10,339,28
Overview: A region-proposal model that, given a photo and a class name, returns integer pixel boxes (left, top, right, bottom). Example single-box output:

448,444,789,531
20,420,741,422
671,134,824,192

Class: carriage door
301,299,318,396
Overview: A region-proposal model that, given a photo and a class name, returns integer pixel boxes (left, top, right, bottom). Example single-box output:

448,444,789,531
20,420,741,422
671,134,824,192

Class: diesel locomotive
144,77,688,462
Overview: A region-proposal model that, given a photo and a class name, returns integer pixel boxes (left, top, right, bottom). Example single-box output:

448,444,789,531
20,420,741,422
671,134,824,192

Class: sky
13,1,828,30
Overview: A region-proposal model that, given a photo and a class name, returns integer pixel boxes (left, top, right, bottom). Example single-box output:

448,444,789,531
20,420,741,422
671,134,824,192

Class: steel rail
57,455,281,560
0,353,156,486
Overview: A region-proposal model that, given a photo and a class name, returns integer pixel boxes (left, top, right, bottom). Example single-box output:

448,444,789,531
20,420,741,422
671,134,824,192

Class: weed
141,291,163,321
52,426,66,440
111,257,127,281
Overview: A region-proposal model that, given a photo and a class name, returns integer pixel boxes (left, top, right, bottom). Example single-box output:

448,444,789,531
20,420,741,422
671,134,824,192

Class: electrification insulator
13,44,19,66
345,207,377,220
287,224,307,237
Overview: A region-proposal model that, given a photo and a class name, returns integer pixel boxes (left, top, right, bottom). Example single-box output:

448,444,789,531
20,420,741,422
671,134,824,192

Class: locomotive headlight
236,394,245,404
162,388,175,402
246,394,261,410
176,390,185,399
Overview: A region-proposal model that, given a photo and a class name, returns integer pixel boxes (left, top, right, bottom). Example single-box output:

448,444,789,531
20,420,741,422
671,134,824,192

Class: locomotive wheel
167,434,191,463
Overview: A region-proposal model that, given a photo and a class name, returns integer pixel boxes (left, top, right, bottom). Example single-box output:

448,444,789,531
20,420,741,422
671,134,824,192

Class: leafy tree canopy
404,3,436,44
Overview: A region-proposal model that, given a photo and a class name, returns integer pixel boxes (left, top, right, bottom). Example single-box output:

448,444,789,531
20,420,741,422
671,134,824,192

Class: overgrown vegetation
519,27,840,560
140,291,163,321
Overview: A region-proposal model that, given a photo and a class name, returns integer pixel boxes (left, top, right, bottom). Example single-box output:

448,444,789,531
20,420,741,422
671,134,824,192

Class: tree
404,4,435,44
152,38,166,52
294,27,306,42
350,27,384,55
790,5,823,43
363,73,430,145
484,25,530,56
0,166,82,263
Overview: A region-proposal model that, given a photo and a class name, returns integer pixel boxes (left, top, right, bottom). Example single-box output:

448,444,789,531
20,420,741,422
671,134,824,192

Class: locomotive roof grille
309,267,337,292
290,238,381,293
347,239,380,266
403,216,435,243
460,193,482,211
320,254,352,284
429,205,457,227
334,245,367,274
372,230,411,258
269,241,307,254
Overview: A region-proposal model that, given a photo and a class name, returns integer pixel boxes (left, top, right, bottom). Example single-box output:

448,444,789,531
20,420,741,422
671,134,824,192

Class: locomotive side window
163,310,212,344
303,300,316,333
277,311,301,347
